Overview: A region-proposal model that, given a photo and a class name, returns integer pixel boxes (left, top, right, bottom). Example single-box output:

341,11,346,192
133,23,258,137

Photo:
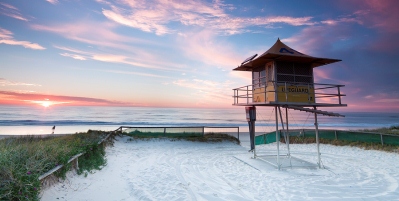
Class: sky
0,0,398,112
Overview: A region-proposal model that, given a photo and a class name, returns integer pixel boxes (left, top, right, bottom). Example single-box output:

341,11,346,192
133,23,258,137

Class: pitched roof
234,38,341,71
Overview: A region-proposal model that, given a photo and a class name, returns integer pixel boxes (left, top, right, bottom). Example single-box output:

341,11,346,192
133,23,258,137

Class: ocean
0,105,398,135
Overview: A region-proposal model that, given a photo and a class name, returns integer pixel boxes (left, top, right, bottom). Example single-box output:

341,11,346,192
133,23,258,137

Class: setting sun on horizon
1,0,399,112
30,99,55,108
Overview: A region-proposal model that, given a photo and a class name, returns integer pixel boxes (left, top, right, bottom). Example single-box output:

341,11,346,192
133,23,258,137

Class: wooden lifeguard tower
233,39,347,169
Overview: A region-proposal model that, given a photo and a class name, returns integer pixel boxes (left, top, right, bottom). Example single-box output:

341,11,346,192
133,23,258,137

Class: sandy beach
40,136,399,200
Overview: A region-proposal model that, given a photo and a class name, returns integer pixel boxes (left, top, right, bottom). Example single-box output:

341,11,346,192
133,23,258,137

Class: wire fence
255,129,399,146
116,126,240,140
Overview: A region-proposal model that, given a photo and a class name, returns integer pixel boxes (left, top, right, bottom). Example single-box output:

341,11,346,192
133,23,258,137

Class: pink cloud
172,78,234,107
59,53,87,60
102,10,168,35
91,54,178,70
33,22,186,71
31,22,137,50
58,45,184,71
55,45,186,75
281,1,399,55
46,0,59,5
354,0,399,33
0,39,45,50
0,2,28,21
321,16,362,26
229,71,251,82
100,69,169,78
0,28,12,39
333,0,399,51
313,68,350,85
0,90,133,106
375,99,399,103
0,27,45,50
282,25,349,56
313,69,334,82
177,30,241,69
99,0,315,35
259,16,315,26
0,78,41,87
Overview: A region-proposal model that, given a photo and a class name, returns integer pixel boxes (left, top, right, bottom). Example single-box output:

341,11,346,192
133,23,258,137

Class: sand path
40,136,399,200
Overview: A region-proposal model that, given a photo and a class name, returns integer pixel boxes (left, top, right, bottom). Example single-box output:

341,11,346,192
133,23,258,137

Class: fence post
202,127,205,136
335,130,337,140
380,134,384,146
237,127,240,141
76,158,79,170
164,127,166,137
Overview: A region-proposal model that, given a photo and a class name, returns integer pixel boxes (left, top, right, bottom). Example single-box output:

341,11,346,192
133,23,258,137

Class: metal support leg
252,121,255,158
285,107,292,167
275,106,280,170
278,107,290,153
286,107,289,144
314,106,321,168
249,121,256,158
278,107,292,168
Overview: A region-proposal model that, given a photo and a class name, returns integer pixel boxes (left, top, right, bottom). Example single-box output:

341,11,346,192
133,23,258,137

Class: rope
301,112,312,129
255,107,275,134
287,109,299,130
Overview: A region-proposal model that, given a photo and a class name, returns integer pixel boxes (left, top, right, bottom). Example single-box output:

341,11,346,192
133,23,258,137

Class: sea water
0,105,398,135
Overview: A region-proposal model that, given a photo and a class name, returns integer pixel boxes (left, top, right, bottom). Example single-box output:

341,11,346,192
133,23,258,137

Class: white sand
40,136,399,201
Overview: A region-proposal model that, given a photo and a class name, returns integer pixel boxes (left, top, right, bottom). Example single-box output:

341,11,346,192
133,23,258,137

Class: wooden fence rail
38,132,112,181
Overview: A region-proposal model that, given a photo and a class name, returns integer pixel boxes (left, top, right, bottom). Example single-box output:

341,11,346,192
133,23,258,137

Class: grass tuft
0,130,112,201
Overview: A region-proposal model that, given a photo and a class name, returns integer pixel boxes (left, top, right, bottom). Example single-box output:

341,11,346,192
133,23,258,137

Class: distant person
52,126,55,134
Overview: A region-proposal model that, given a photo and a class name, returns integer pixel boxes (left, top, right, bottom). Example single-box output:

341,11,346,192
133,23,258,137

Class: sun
30,99,54,108
28,99,69,107
41,101,52,107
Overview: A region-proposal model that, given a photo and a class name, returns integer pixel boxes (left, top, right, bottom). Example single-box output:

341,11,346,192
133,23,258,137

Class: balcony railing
232,81,346,107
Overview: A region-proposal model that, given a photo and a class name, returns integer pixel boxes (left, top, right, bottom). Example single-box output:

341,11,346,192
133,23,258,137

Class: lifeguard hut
233,39,347,169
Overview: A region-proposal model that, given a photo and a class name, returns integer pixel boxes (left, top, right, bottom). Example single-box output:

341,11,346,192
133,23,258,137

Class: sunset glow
0,0,398,111
29,99,68,108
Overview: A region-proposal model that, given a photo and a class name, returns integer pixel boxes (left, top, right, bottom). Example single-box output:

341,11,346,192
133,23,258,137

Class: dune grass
356,125,399,135
0,130,111,201
125,131,240,144
286,136,399,152
125,130,203,138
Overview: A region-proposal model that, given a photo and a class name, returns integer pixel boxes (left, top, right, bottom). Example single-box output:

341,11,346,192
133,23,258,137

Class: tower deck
233,81,346,108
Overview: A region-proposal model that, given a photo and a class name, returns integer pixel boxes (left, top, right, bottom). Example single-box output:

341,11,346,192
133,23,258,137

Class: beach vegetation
356,126,399,135
125,129,203,138
0,130,112,201
124,131,240,144
287,136,399,152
